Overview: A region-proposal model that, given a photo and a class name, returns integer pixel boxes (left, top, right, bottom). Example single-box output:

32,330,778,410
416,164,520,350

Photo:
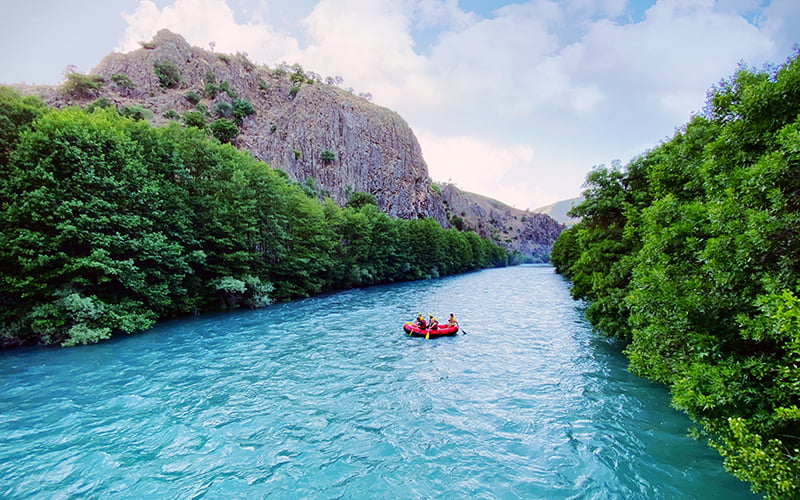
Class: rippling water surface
1,265,756,499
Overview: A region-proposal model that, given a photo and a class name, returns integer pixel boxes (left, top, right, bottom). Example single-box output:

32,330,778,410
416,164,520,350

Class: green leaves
0,89,508,348
553,53,800,496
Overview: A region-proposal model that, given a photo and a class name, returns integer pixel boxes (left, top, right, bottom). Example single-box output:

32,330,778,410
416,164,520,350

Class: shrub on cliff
61,73,105,98
110,73,135,91
321,149,336,164
232,98,255,124
153,59,182,89
182,110,206,129
210,118,239,142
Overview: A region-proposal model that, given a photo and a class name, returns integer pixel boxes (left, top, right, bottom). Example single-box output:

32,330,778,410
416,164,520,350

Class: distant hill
440,185,564,262
14,29,563,259
533,197,583,226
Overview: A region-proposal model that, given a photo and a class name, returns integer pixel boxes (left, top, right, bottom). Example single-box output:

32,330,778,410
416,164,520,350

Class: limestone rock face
440,184,564,262
27,29,560,258
78,30,445,223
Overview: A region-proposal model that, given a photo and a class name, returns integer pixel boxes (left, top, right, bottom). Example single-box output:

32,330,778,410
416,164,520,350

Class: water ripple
0,266,755,499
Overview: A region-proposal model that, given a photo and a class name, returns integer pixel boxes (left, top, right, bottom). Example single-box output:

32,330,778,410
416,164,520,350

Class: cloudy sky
2,0,798,209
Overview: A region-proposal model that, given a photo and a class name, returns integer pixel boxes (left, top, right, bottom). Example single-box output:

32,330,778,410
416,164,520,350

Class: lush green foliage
231,98,256,124
182,110,206,129
210,118,239,142
0,91,508,348
553,54,800,497
345,191,378,210
0,87,47,165
184,91,201,105
61,73,105,98
320,149,336,164
153,59,182,89
120,105,153,121
110,73,135,91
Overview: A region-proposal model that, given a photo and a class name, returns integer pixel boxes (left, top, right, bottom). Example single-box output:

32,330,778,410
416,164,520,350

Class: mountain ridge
14,29,562,260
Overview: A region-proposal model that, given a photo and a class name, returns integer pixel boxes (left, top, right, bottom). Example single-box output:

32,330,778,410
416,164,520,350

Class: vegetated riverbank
551,53,800,497
0,87,510,349
0,266,757,499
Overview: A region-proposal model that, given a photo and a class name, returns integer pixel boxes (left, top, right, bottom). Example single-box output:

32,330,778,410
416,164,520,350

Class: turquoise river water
0,265,757,499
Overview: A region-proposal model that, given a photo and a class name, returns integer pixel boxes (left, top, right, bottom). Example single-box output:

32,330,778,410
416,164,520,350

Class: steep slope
533,197,583,226
440,184,563,262
19,30,561,258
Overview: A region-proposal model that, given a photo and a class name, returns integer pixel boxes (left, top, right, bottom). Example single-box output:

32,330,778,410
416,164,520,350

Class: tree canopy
0,88,508,348
552,53,800,497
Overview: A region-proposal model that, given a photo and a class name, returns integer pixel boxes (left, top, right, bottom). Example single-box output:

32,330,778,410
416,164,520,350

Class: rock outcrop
440,184,563,262
20,30,562,259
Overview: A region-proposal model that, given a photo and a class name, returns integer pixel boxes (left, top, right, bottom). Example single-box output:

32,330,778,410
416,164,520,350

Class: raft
403,322,459,338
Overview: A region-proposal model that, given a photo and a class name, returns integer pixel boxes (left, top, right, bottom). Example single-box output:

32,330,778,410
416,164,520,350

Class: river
0,265,756,499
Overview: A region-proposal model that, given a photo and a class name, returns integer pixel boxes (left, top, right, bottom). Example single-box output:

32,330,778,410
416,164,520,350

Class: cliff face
440,184,563,262
25,30,561,258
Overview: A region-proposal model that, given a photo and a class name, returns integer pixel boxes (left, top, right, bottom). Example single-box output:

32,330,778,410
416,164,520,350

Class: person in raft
447,313,458,328
428,315,439,330
415,313,427,329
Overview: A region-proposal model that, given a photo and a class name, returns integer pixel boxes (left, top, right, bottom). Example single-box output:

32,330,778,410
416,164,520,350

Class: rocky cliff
440,184,563,262
20,30,561,259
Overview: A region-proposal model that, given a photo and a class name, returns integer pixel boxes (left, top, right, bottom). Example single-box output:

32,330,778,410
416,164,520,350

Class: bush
110,73,135,90
86,98,114,112
153,59,182,89
232,99,256,124
219,80,237,99
184,91,201,105
321,149,336,164
346,191,378,210
449,215,465,231
182,110,206,129
120,105,153,121
214,101,233,118
61,73,105,98
210,118,239,142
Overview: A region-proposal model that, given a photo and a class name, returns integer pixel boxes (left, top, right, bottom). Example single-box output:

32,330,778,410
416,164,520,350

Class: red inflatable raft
403,322,459,338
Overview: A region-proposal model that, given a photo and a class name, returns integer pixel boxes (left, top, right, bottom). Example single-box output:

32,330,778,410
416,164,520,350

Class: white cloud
117,0,300,62
298,0,437,106
417,130,575,208
112,0,795,209
554,0,775,122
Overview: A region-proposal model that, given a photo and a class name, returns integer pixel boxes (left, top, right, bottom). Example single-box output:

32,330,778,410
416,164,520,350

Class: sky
1,0,798,209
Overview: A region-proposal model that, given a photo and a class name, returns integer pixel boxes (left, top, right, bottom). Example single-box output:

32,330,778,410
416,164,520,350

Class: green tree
210,118,239,143
0,96,509,349
553,53,800,497
0,87,47,166
345,191,377,210
0,108,192,345
182,110,206,130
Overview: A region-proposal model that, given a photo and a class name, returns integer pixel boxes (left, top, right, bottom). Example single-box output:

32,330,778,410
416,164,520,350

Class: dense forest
0,87,509,348
551,53,800,497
